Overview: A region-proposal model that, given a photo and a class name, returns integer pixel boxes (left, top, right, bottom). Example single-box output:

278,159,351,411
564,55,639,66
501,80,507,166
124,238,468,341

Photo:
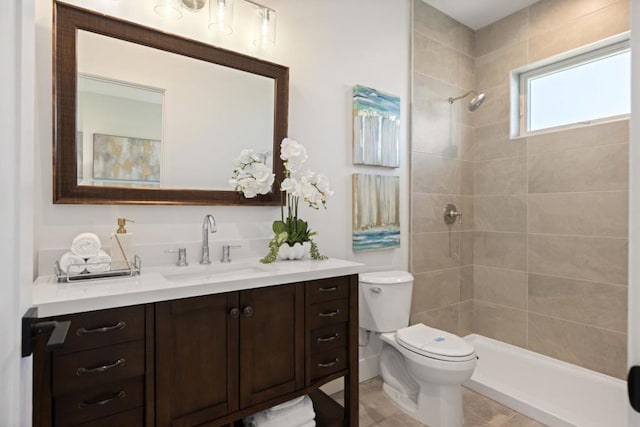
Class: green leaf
272,220,286,234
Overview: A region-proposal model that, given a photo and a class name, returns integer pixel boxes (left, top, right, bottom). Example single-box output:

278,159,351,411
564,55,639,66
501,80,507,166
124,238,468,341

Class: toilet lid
396,324,475,361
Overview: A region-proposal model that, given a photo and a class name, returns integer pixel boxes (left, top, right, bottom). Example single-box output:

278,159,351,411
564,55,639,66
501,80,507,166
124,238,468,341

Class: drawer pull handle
78,390,125,409
318,358,339,368
319,309,340,318
317,333,340,343
318,286,338,292
76,358,125,376
76,321,126,336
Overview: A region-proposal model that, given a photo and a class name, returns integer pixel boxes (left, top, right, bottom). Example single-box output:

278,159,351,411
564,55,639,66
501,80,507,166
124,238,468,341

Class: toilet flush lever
370,287,382,294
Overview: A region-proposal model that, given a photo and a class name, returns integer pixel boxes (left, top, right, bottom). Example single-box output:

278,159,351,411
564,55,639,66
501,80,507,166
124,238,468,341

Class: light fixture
208,0,235,35
154,0,183,19
154,0,276,48
248,1,275,48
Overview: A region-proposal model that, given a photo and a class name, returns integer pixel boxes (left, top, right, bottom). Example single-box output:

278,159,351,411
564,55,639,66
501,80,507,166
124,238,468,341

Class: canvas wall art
352,173,400,252
352,85,401,168
92,133,161,183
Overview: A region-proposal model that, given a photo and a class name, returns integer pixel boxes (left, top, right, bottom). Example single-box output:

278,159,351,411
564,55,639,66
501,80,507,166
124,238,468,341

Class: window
516,38,630,135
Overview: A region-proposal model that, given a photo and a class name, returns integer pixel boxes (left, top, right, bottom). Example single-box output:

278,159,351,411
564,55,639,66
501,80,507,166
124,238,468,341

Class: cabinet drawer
75,407,143,427
58,305,145,353
311,323,347,354
54,377,143,427
53,341,144,396
310,348,347,382
306,277,349,304
307,299,348,329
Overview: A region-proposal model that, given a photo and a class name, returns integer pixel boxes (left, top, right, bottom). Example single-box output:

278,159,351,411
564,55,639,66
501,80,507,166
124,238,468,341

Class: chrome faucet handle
200,246,212,265
221,245,242,263
443,203,463,225
166,248,188,266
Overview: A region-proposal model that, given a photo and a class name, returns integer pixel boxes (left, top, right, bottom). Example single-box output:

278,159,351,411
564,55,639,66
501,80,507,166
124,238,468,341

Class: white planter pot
277,242,311,260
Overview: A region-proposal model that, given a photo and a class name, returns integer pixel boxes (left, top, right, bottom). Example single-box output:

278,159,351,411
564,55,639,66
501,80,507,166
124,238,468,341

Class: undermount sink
152,261,269,284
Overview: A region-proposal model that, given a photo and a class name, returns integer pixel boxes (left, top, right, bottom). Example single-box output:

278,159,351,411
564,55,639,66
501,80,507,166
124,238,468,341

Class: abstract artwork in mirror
352,173,400,252
92,134,161,186
352,85,400,168
54,2,288,205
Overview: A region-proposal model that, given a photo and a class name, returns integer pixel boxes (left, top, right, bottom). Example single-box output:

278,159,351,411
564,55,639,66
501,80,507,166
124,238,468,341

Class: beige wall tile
476,41,528,90
412,304,459,335
412,74,463,157
529,273,627,333
475,9,528,57
528,313,627,379
458,25,475,58
414,33,461,87
529,1,629,62
474,195,527,232
472,84,510,127
411,268,460,313
459,54,476,92
461,161,474,195
527,120,628,156
474,157,527,195
460,196,474,231
412,153,461,194
460,125,475,162
529,234,628,285
411,232,460,273
528,191,628,237
474,121,526,161
528,144,629,193
474,232,527,271
460,231,474,266
411,193,461,233
461,265,474,300
473,301,527,347
474,266,528,309
413,0,460,49
528,0,623,35
459,300,473,337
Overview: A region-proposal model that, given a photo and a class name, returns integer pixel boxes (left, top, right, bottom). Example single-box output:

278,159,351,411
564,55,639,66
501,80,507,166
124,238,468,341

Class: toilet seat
396,324,475,362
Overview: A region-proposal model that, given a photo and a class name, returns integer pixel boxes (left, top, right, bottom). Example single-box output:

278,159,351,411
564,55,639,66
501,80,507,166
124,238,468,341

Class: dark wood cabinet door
239,283,304,408
155,292,239,427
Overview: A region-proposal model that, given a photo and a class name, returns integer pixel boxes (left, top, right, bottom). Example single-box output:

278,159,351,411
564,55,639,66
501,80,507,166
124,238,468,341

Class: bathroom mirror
54,2,288,205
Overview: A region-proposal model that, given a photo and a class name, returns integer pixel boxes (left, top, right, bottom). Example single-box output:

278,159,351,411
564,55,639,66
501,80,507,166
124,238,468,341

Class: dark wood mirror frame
53,1,288,205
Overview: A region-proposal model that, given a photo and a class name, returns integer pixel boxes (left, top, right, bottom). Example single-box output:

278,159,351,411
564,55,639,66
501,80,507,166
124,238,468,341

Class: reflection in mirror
77,75,164,188
76,29,275,191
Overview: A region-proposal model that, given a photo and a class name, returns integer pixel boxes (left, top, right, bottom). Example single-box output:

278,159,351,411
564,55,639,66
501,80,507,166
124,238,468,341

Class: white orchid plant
230,138,333,263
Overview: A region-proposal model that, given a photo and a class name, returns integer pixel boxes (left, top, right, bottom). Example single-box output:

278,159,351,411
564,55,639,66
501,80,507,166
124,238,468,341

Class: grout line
473,264,628,288
526,310,627,336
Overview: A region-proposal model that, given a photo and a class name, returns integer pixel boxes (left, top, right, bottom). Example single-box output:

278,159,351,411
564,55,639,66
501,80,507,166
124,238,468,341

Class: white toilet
359,271,476,427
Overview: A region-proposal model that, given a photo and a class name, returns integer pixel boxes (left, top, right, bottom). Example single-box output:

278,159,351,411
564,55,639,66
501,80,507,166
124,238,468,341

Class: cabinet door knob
243,306,254,317
229,308,240,319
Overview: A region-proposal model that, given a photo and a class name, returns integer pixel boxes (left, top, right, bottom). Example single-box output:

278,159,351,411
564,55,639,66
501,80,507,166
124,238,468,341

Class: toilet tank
359,271,414,333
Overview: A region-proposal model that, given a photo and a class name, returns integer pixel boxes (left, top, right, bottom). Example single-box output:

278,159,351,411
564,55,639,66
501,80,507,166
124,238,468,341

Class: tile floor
332,377,546,426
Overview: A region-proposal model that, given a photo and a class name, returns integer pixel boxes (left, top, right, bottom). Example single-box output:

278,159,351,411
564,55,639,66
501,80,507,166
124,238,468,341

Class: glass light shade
154,0,183,19
253,7,276,48
208,0,234,34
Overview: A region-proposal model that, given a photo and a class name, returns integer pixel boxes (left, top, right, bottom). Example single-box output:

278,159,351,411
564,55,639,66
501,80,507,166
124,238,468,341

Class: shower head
448,90,486,111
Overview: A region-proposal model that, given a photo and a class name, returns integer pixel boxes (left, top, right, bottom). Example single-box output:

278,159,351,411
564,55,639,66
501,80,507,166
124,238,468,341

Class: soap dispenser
111,218,135,270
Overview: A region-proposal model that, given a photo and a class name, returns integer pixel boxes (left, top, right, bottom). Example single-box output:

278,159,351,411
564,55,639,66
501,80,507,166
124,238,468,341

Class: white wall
34,0,411,275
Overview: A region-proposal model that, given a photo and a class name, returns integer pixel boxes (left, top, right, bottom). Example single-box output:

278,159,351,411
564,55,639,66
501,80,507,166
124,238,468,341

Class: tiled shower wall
409,1,475,336
411,0,629,379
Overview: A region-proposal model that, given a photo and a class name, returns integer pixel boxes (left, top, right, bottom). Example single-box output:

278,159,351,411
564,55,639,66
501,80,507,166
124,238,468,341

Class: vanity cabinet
155,284,304,426
33,274,358,427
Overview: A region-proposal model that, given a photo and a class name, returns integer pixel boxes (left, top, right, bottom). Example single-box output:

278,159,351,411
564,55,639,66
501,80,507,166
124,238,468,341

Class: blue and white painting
352,174,400,252
353,85,401,168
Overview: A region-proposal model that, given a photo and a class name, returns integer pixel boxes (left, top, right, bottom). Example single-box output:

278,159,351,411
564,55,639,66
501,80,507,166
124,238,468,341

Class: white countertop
33,258,364,317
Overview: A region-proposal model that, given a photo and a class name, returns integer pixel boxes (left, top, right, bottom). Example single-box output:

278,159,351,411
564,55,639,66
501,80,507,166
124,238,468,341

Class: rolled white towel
71,232,101,258
244,396,314,427
59,252,86,274
265,396,305,419
86,250,111,273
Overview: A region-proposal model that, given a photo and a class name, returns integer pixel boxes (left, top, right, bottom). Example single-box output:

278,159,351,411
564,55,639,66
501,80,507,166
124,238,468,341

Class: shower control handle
444,203,463,225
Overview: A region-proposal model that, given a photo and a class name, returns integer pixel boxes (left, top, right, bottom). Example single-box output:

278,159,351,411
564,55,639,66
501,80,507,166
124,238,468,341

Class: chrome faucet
200,214,217,264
